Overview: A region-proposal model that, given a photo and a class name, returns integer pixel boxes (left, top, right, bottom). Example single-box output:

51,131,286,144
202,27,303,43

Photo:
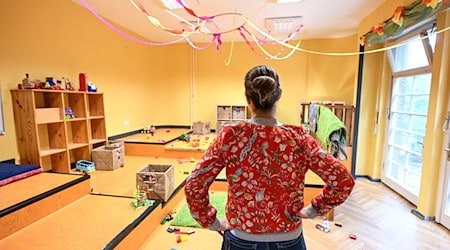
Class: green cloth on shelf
170,192,227,228
315,105,347,150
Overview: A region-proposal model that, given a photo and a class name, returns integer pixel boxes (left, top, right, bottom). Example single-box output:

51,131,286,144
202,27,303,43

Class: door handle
445,147,450,152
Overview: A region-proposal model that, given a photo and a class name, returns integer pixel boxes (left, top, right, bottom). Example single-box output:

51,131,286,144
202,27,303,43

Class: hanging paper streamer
79,0,185,46
80,0,450,60
175,0,213,21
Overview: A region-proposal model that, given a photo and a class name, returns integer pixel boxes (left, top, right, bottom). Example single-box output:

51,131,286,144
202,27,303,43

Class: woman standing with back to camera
185,65,355,250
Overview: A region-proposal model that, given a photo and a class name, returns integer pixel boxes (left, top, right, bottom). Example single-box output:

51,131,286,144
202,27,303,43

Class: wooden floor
1,146,449,249
140,178,450,250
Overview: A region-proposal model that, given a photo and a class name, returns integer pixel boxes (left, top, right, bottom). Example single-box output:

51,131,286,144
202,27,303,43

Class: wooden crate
136,164,174,201
92,142,124,170
193,121,211,135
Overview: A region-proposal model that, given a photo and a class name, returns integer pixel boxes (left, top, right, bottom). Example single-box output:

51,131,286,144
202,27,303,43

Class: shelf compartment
40,151,69,173
34,91,63,109
66,119,89,145
69,146,91,170
37,122,67,154
87,93,105,117
64,92,87,118
89,118,106,141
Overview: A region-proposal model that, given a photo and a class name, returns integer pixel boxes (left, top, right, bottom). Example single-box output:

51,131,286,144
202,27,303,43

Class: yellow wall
192,36,358,128
0,0,190,161
0,0,359,162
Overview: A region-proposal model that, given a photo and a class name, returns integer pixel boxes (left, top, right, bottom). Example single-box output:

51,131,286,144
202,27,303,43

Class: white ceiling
73,0,386,43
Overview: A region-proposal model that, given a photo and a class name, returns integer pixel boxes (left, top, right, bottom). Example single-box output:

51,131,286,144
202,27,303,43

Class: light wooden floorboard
140,178,450,250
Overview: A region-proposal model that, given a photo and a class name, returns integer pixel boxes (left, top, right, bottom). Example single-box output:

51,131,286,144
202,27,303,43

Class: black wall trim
108,129,142,141
0,174,90,218
355,175,381,182
155,125,191,129
108,125,192,145
351,45,365,178
0,158,15,164
103,200,162,250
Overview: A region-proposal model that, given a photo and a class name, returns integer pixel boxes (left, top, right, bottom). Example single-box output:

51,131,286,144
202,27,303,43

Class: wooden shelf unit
216,105,249,132
11,89,107,173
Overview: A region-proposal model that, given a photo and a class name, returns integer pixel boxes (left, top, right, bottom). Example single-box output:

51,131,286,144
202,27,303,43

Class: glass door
383,74,431,204
383,30,434,204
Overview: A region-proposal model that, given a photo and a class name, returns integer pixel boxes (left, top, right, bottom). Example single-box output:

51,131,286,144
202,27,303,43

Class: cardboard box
193,121,211,135
136,164,174,201
232,106,246,120
217,106,231,120
92,142,124,170
35,108,60,123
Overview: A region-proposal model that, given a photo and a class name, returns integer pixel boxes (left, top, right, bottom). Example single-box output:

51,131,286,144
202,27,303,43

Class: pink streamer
79,0,184,46
175,0,213,20
213,34,222,51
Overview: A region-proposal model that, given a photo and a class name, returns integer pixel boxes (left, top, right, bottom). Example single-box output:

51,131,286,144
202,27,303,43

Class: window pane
389,36,429,72
411,95,429,114
410,115,426,135
413,74,431,94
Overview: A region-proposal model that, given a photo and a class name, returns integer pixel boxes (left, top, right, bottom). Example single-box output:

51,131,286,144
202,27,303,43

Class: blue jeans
221,230,307,250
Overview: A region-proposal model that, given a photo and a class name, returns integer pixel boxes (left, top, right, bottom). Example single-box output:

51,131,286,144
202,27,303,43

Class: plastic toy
176,235,188,243
87,82,97,92
167,227,180,233
65,107,75,119
315,219,330,233
131,187,153,209
142,125,156,135
179,133,190,142
76,160,95,173
160,210,177,224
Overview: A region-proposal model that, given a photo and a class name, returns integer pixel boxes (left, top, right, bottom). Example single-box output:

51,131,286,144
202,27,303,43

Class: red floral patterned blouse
184,121,355,234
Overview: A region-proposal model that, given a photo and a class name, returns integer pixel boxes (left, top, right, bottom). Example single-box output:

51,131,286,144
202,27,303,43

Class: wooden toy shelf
10,89,107,173
216,105,249,132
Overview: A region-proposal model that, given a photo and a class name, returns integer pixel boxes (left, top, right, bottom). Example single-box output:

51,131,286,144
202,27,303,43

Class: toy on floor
131,187,153,209
142,125,156,135
161,209,177,224
176,235,189,243
315,219,330,233
167,227,181,233
76,160,95,173
179,133,190,142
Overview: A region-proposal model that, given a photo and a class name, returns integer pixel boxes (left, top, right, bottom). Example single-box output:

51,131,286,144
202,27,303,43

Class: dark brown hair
244,65,281,112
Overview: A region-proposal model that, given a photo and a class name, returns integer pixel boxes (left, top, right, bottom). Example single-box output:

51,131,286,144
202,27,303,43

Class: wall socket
124,120,129,126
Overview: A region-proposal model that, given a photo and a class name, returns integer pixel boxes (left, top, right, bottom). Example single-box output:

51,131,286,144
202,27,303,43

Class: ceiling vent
265,16,303,33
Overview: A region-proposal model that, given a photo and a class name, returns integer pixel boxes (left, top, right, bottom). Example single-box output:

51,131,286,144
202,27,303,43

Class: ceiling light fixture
265,16,303,33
